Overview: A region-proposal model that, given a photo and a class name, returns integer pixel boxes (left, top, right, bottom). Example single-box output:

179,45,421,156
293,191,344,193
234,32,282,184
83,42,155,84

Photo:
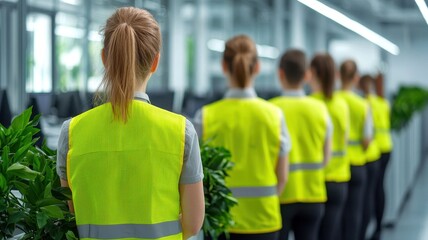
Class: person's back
337,60,372,240
270,49,330,240
195,35,289,240
203,97,283,232
56,7,204,240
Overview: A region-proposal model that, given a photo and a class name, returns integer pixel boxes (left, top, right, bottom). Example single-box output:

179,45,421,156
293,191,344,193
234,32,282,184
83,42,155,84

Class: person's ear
222,60,229,75
150,53,160,73
101,49,106,67
304,69,312,83
278,69,285,81
253,61,260,75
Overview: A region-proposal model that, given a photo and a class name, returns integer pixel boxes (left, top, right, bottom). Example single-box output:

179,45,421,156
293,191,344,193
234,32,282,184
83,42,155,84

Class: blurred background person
270,49,331,240
309,53,350,240
194,35,290,240
358,74,382,240
336,60,372,240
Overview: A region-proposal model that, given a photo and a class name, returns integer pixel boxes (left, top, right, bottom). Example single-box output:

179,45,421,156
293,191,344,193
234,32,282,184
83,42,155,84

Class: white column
168,0,186,111
290,0,306,49
194,0,209,95
314,15,327,52
273,0,285,52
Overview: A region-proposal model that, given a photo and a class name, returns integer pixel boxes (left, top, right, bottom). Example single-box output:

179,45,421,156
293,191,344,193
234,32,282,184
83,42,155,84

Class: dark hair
100,7,161,122
279,49,306,86
310,53,335,99
223,35,258,88
375,73,384,98
340,60,358,84
359,74,374,96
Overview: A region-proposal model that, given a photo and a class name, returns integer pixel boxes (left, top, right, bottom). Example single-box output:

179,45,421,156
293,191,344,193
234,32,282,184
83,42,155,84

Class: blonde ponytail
100,7,161,122
104,23,136,122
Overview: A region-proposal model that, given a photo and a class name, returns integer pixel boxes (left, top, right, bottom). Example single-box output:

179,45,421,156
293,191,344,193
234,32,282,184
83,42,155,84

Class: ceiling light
416,0,428,25
207,39,279,59
298,0,400,55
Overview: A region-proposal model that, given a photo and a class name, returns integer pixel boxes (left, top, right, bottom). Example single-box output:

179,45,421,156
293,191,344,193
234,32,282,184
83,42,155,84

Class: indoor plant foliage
0,108,77,239
391,86,428,131
200,143,237,240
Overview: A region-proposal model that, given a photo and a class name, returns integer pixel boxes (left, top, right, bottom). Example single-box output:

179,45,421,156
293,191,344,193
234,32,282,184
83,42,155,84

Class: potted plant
0,107,77,239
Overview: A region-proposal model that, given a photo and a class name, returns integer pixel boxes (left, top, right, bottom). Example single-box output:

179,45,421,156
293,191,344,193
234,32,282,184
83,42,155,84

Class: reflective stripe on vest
332,150,346,157
270,96,328,204
348,140,361,146
230,186,277,198
78,220,181,239
289,162,324,171
203,98,282,233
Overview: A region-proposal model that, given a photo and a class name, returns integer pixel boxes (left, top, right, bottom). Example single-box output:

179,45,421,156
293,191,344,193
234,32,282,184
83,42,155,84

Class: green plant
0,108,77,239
391,86,428,131
200,143,237,240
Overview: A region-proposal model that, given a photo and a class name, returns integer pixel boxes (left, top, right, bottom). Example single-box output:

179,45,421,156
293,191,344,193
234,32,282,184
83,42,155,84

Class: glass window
28,0,54,9
26,13,52,93
56,12,85,91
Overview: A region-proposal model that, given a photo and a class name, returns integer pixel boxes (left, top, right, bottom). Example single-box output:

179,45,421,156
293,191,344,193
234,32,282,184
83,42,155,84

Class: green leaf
65,231,78,240
36,198,63,208
36,211,49,228
10,180,29,195
7,211,26,224
51,187,72,201
1,146,10,173
13,142,33,163
41,205,64,219
6,162,40,181
0,173,7,193
11,107,33,131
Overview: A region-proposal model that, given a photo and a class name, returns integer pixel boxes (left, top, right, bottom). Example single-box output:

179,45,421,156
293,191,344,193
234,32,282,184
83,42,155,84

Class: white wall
386,25,428,94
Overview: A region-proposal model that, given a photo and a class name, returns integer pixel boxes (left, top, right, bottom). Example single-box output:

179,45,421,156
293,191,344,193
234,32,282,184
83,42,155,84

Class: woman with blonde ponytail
56,7,204,240
194,35,290,240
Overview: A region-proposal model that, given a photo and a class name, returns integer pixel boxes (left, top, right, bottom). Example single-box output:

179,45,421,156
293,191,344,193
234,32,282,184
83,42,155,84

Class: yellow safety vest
312,93,351,182
203,98,282,234
374,96,393,153
336,91,369,166
270,96,328,204
365,95,381,162
68,100,185,240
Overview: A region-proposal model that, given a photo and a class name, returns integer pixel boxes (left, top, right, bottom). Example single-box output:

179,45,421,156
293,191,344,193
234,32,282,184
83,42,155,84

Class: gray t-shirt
56,92,203,184
192,88,292,157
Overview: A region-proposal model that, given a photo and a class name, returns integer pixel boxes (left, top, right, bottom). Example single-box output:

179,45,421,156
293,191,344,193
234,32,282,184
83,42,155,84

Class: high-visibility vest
365,95,381,162
373,96,393,153
270,96,328,204
336,91,369,166
312,93,351,182
203,98,282,234
68,100,185,240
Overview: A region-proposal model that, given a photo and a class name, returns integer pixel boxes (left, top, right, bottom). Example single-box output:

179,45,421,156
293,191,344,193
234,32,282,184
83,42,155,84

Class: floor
381,160,428,240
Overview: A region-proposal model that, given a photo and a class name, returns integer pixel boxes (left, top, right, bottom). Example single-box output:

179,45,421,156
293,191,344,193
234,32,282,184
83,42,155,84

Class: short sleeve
56,119,71,180
192,108,203,139
326,114,333,140
180,119,204,184
279,112,292,157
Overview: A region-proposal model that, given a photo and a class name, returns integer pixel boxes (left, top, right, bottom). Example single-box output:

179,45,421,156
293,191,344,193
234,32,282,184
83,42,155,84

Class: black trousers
342,165,367,240
279,203,325,240
217,231,279,240
371,152,391,240
319,182,348,240
360,160,381,240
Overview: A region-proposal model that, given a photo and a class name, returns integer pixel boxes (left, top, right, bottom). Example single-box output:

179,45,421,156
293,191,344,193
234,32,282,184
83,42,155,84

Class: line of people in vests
59,7,393,240
194,35,393,240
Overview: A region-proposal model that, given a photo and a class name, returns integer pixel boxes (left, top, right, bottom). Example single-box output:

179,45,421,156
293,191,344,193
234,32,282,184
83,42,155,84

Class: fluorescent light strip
416,0,428,25
207,39,279,59
298,0,400,55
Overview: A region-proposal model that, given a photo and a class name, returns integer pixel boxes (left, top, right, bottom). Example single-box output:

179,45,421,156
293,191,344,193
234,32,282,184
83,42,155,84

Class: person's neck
341,83,353,91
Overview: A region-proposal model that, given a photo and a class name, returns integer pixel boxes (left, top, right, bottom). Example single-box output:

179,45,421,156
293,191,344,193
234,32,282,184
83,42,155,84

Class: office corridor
382,159,428,240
